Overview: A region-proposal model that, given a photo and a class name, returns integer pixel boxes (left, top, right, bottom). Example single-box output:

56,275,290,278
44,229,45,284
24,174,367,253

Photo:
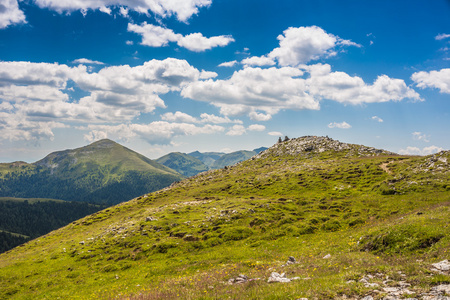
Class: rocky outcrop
255,136,396,159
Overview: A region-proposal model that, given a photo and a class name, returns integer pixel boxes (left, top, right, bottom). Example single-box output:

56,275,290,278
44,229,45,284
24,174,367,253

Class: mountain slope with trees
0,139,184,205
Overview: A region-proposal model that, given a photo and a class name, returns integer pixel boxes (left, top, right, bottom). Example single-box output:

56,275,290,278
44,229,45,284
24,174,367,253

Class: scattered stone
145,216,157,221
323,254,331,259
360,296,373,300
431,260,450,273
79,241,85,245
282,256,297,267
431,284,450,294
268,272,290,283
227,274,260,285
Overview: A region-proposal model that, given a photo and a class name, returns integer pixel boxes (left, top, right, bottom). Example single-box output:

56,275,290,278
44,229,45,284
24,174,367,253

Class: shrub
359,223,444,254
222,226,254,241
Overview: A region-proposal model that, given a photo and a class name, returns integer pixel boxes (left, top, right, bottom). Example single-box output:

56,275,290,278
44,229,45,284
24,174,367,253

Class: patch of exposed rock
255,136,396,159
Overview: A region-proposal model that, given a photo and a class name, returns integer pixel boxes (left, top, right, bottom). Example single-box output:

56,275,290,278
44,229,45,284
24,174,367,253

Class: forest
0,199,104,253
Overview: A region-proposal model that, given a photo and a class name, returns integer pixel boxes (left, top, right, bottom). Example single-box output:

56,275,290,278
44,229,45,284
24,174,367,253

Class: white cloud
226,125,246,136
177,33,234,52
268,131,283,136
249,111,272,121
0,0,26,28
182,63,419,118
435,33,450,41
411,68,450,94
128,23,180,47
218,60,238,67
83,122,225,145
248,124,265,131
412,131,430,143
328,121,351,129
161,111,198,123
398,145,444,156
199,113,242,124
371,116,383,122
33,0,212,22
72,58,105,65
182,66,319,118
306,64,422,104
268,26,360,66
241,56,275,67
199,70,218,79
0,59,204,142
128,23,234,52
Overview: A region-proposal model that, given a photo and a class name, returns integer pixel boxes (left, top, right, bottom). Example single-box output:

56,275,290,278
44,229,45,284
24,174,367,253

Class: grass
0,137,449,299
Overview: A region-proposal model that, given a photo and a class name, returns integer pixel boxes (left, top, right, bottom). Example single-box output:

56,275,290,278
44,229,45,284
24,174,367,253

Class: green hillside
0,139,184,205
0,136,449,299
211,150,258,169
156,152,209,177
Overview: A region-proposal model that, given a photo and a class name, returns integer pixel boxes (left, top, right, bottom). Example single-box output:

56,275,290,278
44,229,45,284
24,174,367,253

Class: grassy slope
0,137,449,299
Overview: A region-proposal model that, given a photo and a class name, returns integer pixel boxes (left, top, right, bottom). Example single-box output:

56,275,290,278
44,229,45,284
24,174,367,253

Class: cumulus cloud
161,111,199,123
411,68,450,94
33,0,212,22
305,64,422,104
371,116,383,122
177,33,234,52
199,113,242,124
128,23,234,52
241,56,275,67
83,122,225,145
226,125,246,136
328,121,351,129
398,146,444,156
199,70,218,79
248,124,265,131
182,63,420,118
182,66,319,118
0,0,26,28
218,60,238,67
268,26,361,66
0,59,204,142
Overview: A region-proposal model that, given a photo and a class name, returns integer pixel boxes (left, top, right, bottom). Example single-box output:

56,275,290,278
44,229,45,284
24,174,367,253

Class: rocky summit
256,136,396,158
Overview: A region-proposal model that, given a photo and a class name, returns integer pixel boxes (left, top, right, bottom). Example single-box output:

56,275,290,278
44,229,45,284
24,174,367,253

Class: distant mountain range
156,147,268,177
0,139,184,205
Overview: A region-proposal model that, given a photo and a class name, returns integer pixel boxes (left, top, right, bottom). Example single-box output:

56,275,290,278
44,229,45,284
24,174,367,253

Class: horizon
0,0,449,162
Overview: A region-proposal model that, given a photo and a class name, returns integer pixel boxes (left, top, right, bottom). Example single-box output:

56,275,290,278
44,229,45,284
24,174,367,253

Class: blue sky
0,0,449,162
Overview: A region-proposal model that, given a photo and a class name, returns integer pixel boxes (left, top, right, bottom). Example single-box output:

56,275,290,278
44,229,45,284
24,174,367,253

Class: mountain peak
258,136,395,158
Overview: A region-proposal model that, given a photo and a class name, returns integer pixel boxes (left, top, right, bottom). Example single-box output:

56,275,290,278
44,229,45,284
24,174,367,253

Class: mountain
211,150,259,169
159,147,269,177
0,139,184,205
188,151,225,168
155,152,209,177
1,136,448,300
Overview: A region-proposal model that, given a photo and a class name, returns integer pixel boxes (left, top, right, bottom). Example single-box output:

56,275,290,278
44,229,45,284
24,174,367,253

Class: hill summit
0,139,184,205
257,135,395,158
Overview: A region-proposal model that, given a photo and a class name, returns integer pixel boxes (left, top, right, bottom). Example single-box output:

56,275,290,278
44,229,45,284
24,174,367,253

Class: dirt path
379,161,393,174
